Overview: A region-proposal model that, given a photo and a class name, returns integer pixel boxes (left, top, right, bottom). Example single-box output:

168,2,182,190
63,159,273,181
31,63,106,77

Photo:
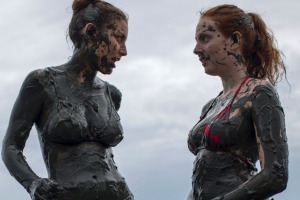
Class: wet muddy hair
201,4,286,85
69,0,127,48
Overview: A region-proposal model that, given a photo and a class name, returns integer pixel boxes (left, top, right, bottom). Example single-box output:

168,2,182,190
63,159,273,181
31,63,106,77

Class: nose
120,45,127,56
193,42,202,55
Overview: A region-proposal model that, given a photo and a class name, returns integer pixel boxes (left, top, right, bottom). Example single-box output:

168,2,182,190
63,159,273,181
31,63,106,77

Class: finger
38,190,58,200
48,181,63,191
36,186,57,199
33,192,48,200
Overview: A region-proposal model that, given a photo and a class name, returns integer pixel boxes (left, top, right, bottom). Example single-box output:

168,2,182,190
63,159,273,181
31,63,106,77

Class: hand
29,178,63,200
211,196,224,200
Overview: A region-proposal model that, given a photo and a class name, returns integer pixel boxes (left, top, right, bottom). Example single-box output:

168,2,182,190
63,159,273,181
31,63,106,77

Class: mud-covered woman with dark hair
2,0,134,199
187,4,288,200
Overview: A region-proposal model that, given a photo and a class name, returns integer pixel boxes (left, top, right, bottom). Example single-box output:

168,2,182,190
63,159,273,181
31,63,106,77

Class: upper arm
251,84,288,188
3,70,45,151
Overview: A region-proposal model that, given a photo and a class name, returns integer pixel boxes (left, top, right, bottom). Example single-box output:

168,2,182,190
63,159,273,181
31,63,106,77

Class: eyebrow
207,25,216,32
195,32,209,40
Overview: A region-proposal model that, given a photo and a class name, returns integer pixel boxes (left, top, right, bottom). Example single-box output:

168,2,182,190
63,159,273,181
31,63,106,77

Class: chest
44,75,116,123
190,98,256,150
36,71,122,145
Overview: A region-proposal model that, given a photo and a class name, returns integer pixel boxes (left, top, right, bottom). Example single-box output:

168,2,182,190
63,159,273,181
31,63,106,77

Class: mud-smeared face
92,19,128,74
193,17,240,76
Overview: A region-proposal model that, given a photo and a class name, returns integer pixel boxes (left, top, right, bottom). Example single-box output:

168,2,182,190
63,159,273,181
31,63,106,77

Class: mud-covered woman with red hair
187,4,288,200
2,0,134,199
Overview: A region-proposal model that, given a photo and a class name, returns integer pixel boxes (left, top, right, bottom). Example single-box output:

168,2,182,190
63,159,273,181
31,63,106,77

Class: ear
81,23,97,37
230,31,242,50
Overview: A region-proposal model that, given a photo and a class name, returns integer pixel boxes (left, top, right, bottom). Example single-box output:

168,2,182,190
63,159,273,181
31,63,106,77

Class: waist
46,142,120,180
56,180,133,200
193,149,255,181
194,148,255,170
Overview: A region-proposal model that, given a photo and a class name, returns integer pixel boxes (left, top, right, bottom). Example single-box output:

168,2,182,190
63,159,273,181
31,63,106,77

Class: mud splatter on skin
207,25,216,32
227,51,243,65
197,20,243,68
195,21,229,67
80,19,127,75
201,24,217,33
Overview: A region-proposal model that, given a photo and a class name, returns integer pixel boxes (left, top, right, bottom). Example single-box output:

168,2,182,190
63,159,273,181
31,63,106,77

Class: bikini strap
199,76,250,121
199,91,223,121
229,76,250,108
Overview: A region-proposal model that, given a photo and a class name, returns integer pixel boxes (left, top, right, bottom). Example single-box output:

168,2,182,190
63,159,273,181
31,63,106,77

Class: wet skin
188,17,288,200
2,19,134,200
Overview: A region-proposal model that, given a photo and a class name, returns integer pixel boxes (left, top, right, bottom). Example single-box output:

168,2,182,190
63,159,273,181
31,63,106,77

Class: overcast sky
0,0,299,199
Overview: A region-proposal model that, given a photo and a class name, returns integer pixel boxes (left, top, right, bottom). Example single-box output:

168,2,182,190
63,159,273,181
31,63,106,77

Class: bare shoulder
247,78,270,88
246,78,277,94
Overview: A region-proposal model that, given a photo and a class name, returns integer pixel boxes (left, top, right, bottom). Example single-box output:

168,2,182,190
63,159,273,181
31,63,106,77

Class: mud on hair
69,0,127,48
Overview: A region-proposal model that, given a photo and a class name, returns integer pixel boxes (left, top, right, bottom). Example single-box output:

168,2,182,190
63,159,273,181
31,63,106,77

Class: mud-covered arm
1,70,45,192
219,85,288,200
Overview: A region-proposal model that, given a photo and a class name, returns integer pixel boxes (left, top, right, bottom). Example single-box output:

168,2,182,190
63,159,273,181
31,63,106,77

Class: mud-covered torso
32,67,128,191
187,82,285,199
188,94,258,157
36,67,123,147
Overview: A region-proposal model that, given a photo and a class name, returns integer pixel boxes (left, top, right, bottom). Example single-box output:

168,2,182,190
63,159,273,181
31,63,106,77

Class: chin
99,68,113,75
204,68,215,76
99,63,115,75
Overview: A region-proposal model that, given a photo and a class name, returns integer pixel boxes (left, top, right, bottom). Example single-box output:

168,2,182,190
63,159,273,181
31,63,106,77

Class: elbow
1,142,19,168
273,173,288,194
1,142,12,166
271,160,289,193
270,176,288,195
262,164,288,195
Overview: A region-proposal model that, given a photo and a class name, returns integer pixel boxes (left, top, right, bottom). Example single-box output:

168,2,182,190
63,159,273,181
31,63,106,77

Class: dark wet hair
69,0,127,48
201,4,286,85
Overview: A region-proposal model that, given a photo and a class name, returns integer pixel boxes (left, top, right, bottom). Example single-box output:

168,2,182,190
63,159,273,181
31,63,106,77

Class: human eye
115,34,125,43
199,35,209,43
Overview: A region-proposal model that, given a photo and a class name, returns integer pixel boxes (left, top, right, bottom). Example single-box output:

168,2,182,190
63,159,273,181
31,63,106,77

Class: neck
64,48,98,84
220,65,248,98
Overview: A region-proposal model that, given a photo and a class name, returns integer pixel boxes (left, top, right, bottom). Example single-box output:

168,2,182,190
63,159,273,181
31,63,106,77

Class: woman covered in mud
187,4,288,200
2,0,133,199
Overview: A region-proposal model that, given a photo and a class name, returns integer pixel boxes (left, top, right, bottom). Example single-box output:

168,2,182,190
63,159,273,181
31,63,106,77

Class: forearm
2,144,40,192
222,167,288,200
221,136,288,199
2,119,41,192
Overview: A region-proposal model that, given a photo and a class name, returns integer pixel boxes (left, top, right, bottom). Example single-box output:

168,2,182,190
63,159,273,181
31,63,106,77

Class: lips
112,57,120,63
199,54,210,64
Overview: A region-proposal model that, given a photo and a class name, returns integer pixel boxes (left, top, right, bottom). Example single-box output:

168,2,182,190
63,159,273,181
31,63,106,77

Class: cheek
95,43,108,56
108,43,118,52
214,43,230,56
